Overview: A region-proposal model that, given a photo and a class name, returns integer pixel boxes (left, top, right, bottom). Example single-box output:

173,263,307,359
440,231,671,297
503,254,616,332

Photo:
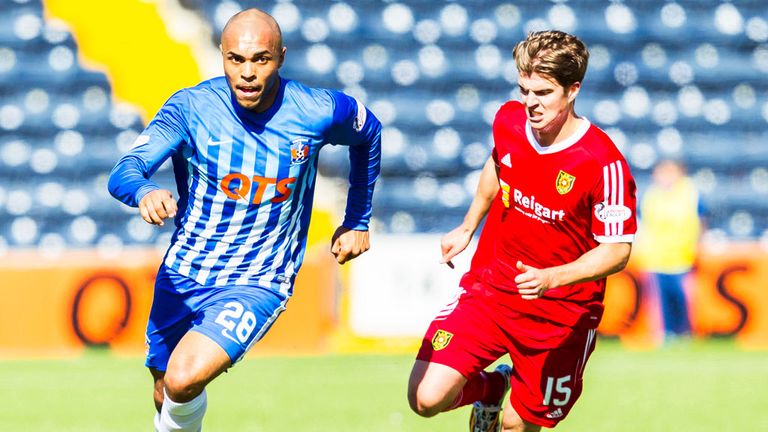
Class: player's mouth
236,85,262,98
528,111,544,122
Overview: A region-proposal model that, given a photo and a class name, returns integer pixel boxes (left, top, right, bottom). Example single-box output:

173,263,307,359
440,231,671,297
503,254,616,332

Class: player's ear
567,81,581,102
278,47,286,68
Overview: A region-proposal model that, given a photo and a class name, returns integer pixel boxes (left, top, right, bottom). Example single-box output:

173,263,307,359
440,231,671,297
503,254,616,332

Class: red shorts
416,282,597,428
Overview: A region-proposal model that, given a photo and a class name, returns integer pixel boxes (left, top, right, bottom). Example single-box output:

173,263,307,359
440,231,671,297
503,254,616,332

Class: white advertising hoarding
348,234,478,337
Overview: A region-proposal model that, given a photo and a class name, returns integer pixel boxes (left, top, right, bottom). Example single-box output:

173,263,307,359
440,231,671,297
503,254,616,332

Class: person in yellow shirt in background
638,159,705,341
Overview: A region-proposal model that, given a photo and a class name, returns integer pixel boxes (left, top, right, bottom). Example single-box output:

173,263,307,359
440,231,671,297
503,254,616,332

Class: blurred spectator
638,159,705,341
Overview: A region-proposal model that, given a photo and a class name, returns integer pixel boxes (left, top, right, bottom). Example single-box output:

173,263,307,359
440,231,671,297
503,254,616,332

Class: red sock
446,369,507,411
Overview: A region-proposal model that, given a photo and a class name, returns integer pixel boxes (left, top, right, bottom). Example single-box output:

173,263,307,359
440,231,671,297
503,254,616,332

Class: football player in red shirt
407,30,637,432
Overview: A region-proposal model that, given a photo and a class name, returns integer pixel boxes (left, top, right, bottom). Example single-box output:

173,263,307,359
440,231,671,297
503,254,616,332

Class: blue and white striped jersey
108,77,381,296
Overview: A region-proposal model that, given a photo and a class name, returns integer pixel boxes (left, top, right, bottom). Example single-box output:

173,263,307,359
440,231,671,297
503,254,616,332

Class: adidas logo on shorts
545,408,564,419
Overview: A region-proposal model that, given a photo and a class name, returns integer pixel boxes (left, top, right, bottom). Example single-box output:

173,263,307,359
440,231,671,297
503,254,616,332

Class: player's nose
241,62,256,80
523,92,538,107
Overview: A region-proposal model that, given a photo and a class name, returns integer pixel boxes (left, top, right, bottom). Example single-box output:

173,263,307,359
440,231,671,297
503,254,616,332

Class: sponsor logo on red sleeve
594,202,632,223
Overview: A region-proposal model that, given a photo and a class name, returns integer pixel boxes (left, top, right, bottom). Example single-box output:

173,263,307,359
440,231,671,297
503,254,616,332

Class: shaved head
220,8,286,112
221,8,283,53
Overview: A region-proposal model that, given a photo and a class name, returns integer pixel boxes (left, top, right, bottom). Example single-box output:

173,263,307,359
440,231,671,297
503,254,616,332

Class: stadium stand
1,0,767,251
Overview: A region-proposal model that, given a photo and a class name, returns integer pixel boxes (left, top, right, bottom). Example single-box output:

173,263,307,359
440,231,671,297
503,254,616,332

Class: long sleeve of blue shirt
326,90,382,231
108,90,191,207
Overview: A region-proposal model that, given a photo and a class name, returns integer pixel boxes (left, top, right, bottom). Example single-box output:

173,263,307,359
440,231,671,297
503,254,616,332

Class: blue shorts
145,265,288,371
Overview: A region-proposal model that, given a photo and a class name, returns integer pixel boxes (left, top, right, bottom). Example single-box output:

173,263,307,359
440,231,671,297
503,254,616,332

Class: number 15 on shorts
542,375,572,407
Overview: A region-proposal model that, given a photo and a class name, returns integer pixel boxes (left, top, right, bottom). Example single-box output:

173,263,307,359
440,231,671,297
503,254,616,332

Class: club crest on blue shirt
290,138,310,165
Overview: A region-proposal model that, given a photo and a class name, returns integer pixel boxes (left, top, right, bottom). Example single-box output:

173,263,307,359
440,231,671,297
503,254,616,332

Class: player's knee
501,422,523,432
501,417,541,432
409,398,442,418
163,369,205,403
408,388,446,418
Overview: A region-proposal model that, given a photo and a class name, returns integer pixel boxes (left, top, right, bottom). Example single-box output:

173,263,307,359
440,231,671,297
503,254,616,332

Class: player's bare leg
501,398,541,432
164,331,231,401
408,360,467,417
154,331,232,432
150,368,166,411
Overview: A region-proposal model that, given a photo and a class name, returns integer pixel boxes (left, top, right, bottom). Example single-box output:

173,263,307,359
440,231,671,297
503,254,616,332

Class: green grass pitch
1,339,766,431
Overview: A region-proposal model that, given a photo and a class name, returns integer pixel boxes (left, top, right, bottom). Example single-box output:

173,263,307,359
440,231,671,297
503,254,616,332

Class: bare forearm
548,242,632,288
441,158,500,265
461,195,494,234
461,157,499,233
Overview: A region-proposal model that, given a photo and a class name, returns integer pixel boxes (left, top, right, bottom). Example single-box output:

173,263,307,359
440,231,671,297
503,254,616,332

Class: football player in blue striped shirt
108,8,381,431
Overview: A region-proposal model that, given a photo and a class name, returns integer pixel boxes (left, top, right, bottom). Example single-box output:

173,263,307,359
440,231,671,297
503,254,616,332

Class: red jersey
463,101,637,328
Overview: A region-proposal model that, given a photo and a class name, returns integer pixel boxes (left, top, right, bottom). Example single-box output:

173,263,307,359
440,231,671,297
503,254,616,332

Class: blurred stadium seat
0,0,175,251
1,0,766,249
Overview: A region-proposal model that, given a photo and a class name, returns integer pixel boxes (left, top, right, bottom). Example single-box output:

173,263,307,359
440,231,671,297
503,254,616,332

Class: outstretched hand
330,226,370,264
514,260,555,300
439,225,473,269
139,189,177,226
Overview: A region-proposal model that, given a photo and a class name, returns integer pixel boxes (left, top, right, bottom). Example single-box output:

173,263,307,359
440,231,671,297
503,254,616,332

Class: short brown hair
513,30,589,88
